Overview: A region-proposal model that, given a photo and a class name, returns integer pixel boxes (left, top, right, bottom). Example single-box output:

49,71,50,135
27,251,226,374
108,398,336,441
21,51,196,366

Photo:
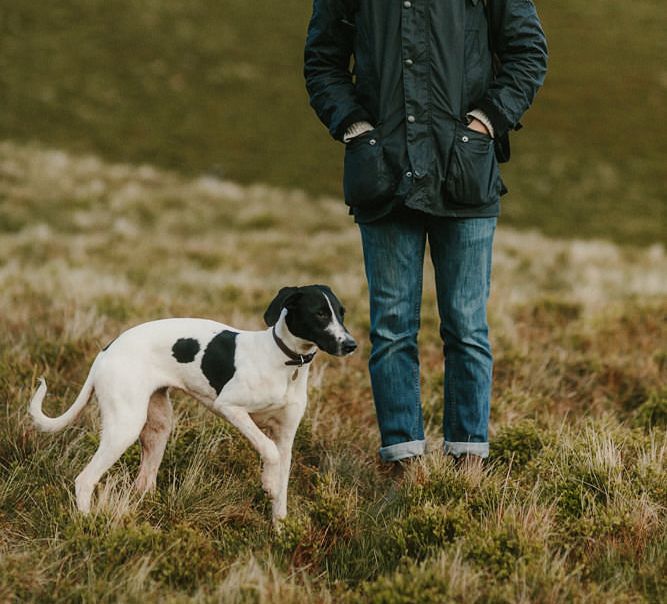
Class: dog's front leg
272,425,297,522
270,404,306,524
217,404,281,500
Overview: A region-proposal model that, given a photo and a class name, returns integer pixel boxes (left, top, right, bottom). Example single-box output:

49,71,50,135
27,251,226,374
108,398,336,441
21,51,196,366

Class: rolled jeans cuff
379,439,426,462
444,441,489,459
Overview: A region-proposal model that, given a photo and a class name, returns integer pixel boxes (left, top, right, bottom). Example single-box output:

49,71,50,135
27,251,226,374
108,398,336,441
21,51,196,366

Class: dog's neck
272,314,317,359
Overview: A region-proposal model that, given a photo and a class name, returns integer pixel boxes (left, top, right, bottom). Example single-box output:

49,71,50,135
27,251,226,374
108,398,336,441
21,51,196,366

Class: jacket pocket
445,126,501,207
343,130,397,208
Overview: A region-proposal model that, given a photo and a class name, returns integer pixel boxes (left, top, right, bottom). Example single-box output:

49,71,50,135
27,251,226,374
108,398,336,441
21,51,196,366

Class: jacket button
462,135,469,142
404,58,414,67
406,171,413,177
369,138,377,146
403,1,412,7
407,115,416,123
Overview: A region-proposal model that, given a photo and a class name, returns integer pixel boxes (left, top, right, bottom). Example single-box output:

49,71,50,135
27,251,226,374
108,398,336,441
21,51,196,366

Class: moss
215,524,267,560
464,479,504,518
272,506,340,572
490,420,544,467
539,462,608,520
464,524,540,581
152,524,222,589
636,465,667,507
353,557,463,604
387,502,468,561
310,472,352,530
62,516,161,569
632,388,667,430
401,459,468,508
274,513,311,549
61,518,222,591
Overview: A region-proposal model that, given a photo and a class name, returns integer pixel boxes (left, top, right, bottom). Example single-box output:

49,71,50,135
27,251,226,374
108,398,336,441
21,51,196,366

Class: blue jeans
358,208,496,461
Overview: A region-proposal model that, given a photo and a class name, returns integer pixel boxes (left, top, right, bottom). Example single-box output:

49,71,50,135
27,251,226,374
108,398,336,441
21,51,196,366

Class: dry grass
1,141,665,602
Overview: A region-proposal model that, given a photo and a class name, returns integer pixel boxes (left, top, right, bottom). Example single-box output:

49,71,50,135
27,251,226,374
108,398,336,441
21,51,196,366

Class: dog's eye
317,310,329,319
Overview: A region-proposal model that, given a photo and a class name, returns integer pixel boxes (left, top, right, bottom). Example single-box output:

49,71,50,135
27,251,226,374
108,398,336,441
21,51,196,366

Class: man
304,1,547,465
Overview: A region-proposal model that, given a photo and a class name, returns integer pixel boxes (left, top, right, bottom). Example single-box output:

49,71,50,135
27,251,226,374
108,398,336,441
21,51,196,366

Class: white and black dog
29,285,356,523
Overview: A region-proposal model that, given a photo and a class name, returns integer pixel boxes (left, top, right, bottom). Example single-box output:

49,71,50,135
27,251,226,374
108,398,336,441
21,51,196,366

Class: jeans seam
411,228,426,439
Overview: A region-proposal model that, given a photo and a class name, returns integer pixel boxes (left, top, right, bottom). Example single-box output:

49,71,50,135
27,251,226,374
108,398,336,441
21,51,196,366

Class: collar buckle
272,326,316,367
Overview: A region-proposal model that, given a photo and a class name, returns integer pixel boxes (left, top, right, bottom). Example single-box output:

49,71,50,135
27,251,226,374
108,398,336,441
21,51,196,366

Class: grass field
0,0,665,244
1,0,666,600
1,141,665,602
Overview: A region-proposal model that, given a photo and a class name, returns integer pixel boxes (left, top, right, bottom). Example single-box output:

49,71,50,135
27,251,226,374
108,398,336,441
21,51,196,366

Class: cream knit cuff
343,121,374,143
466,109,495,139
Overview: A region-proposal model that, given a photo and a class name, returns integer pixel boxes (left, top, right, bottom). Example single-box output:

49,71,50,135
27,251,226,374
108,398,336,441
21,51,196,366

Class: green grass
0,0,665,245
0,142,666,601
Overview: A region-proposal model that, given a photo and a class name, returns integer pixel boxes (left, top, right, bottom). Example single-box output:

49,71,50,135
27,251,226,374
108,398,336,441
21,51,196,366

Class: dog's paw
134,472,156,495
272,515,287,532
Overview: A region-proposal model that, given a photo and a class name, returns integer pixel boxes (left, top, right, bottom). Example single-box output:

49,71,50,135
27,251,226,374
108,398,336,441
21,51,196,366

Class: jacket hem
404,199,501,219
353,199,501,224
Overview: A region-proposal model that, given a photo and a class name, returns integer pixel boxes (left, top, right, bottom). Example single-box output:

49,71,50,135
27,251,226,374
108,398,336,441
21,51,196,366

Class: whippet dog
29,285,356,524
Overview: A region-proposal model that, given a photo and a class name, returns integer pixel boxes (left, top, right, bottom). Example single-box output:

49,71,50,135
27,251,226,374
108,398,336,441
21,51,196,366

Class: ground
0,142,665,602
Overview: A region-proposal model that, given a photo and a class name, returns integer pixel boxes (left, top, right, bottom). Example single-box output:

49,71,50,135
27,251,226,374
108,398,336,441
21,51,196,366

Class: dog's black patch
201,330,238,394
172,338,200,363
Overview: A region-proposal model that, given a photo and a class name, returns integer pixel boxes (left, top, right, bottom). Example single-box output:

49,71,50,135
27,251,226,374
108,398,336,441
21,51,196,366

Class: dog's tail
29,352,103,433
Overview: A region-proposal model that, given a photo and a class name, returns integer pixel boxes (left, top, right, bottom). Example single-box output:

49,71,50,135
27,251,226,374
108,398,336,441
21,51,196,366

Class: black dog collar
272,326,316,367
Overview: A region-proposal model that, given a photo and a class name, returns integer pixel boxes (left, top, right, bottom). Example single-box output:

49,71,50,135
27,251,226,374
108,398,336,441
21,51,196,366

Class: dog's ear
263,287,301,326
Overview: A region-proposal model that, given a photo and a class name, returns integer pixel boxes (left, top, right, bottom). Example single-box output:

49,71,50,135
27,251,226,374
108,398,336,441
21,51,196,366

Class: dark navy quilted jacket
304,0,548,221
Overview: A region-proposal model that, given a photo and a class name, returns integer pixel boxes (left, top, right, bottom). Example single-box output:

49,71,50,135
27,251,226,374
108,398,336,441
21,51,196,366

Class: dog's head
263,285,357,356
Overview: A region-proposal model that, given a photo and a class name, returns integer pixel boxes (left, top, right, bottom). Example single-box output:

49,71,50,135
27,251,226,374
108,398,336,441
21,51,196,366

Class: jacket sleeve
476,0,548,139
304,0,374,141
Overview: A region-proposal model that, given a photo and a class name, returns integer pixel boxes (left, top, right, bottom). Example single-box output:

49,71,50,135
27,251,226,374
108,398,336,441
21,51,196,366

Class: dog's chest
230,368,303,411
170,328,305,411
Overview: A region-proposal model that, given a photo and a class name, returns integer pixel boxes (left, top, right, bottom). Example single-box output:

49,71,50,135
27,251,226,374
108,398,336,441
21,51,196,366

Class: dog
29,284,356,523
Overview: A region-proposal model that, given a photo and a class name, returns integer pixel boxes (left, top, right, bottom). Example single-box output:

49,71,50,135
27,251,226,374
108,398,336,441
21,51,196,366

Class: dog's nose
342,340,357,354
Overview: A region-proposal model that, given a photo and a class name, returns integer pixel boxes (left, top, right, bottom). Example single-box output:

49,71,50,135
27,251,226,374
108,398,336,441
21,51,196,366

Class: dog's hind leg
74,394,147,514
135,388,173,494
